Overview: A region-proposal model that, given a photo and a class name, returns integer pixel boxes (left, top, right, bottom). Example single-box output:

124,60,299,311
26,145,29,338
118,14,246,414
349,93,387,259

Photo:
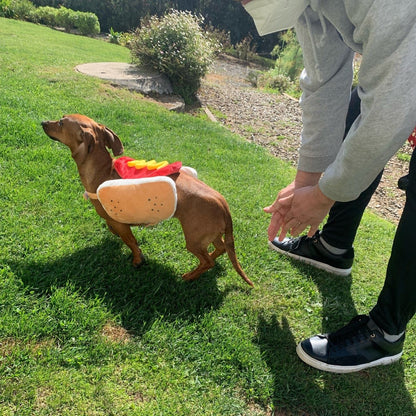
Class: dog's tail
223,206,254,287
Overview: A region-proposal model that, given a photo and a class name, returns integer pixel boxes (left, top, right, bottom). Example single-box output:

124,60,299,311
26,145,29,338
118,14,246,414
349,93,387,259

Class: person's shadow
255,261,416,414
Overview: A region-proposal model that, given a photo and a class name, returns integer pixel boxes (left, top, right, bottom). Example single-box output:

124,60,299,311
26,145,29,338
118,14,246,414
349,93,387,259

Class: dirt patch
197,55,410,224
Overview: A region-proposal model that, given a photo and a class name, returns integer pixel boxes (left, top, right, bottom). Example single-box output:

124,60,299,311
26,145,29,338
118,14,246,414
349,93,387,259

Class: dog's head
42,114,124,158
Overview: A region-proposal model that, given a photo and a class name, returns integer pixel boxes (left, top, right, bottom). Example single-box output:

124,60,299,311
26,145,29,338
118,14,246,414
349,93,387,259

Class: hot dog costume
85,157,197,226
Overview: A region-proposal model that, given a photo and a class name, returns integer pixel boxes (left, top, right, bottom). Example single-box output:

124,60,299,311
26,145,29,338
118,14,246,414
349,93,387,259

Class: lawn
1,18,415,415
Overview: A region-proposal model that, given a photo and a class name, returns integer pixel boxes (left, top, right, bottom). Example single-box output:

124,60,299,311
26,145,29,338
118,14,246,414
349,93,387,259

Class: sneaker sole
296,342,403,373
268,240,352,277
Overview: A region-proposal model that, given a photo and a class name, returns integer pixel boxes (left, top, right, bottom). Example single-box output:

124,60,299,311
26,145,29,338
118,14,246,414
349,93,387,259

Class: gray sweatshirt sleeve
295,9,354,174
295,3,416,202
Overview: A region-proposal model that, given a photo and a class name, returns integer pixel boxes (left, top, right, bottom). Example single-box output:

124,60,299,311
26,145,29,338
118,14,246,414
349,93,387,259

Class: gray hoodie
294,0,416,201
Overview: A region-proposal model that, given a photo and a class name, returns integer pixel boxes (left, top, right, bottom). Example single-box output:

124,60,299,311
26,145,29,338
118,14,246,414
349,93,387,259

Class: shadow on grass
255,261,416,415
9,237,236,335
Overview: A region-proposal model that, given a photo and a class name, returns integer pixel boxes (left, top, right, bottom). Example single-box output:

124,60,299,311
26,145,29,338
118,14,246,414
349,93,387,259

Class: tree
29,0,282,53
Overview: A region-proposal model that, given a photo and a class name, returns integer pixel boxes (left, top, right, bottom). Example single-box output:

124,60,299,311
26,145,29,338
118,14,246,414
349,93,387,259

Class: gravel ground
196,54,410,225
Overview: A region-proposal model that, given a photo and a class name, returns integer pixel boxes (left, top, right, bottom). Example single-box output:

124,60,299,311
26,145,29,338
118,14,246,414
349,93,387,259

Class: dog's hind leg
182,239,215,281
209,235,226,261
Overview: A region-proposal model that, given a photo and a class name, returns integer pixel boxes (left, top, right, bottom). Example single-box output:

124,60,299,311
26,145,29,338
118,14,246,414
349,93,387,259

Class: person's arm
295,7,355,176
264,8,353,241
298,4,416,202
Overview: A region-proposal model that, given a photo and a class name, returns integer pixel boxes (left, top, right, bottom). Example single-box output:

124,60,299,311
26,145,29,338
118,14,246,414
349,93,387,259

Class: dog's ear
80,127,96,153
100,126,124,156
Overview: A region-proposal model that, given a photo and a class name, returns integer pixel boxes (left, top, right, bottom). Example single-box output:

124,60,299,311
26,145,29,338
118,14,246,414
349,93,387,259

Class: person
242,0,416,373
269,87,412,278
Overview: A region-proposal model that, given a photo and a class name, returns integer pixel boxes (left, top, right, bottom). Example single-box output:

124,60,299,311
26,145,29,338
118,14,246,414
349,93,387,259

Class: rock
76,62,173,94
75,62,185,111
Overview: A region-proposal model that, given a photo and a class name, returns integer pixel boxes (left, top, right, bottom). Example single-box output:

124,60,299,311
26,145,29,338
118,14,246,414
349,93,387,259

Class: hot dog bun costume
85,157,197,226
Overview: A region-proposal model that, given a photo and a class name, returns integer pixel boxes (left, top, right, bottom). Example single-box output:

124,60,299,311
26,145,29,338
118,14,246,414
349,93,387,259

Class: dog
42,114,253,287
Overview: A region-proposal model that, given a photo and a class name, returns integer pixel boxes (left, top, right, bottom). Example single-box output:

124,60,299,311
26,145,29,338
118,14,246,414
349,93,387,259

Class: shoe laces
307,231,321,246
294,231,319,249
328,315,375,346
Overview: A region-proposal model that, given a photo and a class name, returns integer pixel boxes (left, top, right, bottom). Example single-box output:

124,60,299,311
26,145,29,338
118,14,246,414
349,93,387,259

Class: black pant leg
320,88,383,249
370,150,416,334
321,171,383,249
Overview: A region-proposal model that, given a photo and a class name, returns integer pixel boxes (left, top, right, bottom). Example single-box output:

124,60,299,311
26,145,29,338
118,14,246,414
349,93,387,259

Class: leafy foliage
257,70,293,93
70,8,100,35
1,0,36,19
31,5,57,25
271,29,304,82
108,26,121,44
1,0,100,35
130,10,219,103
28,0,280,53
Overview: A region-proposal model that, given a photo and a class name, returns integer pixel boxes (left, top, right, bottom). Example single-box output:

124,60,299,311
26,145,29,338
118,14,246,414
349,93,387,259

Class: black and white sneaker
296,315,404,373
268,231,354,276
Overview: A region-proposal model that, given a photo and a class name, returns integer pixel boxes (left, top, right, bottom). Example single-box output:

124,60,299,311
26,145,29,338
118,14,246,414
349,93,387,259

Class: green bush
246,70,262,87
0,0,12,17
31,5,57,26
1,2,100,36
130,9,218,104
2,0,35,20
271,29,303,82
205,24,232,54
257,69,293,92
73,10,100,36
118,31,134,48
108,27,121,44
233,35,257,61
55,6,100,35
56,6,75,31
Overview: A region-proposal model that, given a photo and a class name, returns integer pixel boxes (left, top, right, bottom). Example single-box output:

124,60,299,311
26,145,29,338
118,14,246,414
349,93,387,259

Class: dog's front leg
106,219,145,267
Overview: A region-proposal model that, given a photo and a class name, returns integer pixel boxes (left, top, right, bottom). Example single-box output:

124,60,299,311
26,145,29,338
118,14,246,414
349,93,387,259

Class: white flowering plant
130,10,219,104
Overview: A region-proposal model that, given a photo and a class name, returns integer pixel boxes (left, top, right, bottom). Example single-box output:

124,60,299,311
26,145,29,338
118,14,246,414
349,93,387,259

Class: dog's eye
59,119,63,127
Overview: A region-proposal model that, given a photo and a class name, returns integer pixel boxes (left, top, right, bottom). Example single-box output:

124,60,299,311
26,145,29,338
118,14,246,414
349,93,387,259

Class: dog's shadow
9,237,232,335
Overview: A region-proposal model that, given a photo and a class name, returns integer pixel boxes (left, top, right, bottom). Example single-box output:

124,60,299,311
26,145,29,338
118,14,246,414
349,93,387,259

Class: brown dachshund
42,114,253,287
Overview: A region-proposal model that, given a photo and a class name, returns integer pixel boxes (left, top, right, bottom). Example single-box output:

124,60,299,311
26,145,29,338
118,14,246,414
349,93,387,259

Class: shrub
272,29,303,82
353,53,361,89
1,1,100,36
108,27,121,44
130,9,218,104
32,5,57,26
0,0,13,18
73,10,100,36
54,6,100,35
257,69,293,92
205,24,232,54
118,31,134,48
234,35,257,61
56,6,75,32
245,70,260,87
3,0,35,20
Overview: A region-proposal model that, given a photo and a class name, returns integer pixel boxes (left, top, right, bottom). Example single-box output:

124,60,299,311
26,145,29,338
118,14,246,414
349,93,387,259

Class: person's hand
264,171,322,240
263,181,296,241
277,184,335,240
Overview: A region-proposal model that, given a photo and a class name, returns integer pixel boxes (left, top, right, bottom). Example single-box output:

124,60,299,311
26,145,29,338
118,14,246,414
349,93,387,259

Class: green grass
398,152,411,163
1,18,416,415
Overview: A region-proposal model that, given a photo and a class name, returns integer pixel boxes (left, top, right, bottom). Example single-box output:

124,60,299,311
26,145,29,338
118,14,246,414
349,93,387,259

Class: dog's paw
182,270,203,282
132,253,146,268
